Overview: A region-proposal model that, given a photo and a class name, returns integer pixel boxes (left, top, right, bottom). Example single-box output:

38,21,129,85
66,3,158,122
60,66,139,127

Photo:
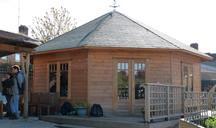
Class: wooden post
145,85,150,122
182,88,185,116
167,86,170,120
0,101,3,119
23,53,30,118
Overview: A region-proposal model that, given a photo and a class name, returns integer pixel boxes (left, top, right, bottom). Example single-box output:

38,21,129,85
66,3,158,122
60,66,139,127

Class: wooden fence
209,92,216,110
144,83,216,123
0,67,9,80
144,84,183,122
0,67,8,73
184,92,209,124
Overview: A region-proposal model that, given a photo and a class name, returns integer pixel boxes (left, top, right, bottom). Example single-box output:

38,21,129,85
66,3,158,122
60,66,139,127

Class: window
48,63,69,97
182,63,193,91
116,61,146,100
15,53,20,62
1,56,7,61
60,63,68,97
117,62,129,99
134,63,146,99
49,64,57,93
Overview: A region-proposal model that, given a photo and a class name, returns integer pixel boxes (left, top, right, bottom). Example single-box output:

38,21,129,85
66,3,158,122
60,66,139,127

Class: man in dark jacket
11,65,25,119
1,73,13,117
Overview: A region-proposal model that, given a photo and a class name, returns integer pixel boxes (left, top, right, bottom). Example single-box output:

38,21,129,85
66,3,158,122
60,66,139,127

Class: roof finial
110,0,119,11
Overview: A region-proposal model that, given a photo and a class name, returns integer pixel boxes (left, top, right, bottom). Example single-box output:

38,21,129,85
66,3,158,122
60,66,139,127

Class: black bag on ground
60,102,73,115
90,104,103,117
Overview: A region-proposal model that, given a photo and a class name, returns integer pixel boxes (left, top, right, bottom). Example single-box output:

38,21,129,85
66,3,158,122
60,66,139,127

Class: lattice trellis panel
144,84,184,122
144,84,216,123
149,85,168,119
184,92,209,121
209,92,216,116
169,86,183,117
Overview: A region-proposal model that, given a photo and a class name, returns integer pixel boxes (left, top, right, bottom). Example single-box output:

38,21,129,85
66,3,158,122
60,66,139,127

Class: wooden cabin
32,11,211,115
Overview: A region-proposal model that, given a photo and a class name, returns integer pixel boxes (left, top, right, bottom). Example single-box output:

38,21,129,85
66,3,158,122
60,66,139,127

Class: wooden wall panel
33,48,202,115
87,49,202,114
32,50,88,103
171,52,201,91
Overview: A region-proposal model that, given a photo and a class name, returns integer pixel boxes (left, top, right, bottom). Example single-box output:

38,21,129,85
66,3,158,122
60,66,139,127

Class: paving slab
0,117,92,128
41,115,179,128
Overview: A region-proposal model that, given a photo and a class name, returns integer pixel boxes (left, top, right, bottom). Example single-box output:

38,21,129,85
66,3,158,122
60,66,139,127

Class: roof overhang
33,46,212,61
180,49,213,61
0,30,41,57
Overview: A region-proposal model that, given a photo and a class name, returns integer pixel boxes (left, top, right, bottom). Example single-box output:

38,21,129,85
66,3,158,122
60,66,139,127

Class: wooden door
114,60,146,114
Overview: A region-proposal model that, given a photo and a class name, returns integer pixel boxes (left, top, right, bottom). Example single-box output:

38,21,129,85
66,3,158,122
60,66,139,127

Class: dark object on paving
90,104,103,117
60,102,73,115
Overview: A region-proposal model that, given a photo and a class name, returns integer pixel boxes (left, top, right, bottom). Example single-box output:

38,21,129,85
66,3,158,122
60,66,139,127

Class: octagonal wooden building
32,11,211,115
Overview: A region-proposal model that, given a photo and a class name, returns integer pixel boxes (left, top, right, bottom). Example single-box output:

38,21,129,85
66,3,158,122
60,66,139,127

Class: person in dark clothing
10,65,25,120
1,73,14,117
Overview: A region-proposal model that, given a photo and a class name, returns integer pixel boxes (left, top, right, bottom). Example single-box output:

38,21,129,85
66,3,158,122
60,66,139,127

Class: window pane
49,64,57,93
182,64,193,91
15,53,20,62
117,62,129,99
1,56,7,60
183,66,188,90
60,63,68,97
134,63,145,99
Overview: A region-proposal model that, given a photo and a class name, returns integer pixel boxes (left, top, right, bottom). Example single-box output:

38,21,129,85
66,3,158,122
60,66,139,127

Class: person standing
10,65,25,119
1,73,13,117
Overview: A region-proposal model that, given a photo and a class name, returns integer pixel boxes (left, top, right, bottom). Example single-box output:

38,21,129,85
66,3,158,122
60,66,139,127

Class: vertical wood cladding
33,49,202,114
33,50,88,103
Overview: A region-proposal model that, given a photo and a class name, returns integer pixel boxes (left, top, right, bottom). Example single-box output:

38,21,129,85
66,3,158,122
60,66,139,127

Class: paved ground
0,117,93,128
41,115,179,128
0,116,178,128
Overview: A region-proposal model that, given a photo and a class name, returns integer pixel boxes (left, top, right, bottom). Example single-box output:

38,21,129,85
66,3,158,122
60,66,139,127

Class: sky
0,0,215,53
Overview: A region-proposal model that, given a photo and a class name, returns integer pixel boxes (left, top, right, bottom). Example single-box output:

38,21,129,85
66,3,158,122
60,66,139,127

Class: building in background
201,53,216,91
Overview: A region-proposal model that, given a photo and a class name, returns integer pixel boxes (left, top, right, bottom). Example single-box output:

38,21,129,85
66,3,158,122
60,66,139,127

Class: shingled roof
35,11,211,60
0,30,41,48
0,30,41,57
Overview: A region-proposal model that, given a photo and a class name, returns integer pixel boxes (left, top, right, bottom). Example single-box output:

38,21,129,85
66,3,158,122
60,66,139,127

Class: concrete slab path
0,117,92,128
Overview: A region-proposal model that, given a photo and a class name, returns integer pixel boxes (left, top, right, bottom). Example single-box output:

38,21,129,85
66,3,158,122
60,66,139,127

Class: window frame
60,63,69,97
181,62,194,91
133,61,146,100
47,61,71,99
113,58,148,113
48,63,57,93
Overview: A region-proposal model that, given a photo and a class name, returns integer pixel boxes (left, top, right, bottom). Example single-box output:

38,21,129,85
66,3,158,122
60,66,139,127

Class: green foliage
205,117,216,128
74,102,89,108
117,71,128,88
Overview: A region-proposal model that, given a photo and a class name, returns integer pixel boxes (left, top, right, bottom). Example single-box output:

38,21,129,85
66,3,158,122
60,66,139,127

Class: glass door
115,60,146,114
116,61,130,112
132,62,146,113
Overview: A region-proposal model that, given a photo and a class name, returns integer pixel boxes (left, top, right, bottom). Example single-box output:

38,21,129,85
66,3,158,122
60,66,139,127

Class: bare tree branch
31,7,77,43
